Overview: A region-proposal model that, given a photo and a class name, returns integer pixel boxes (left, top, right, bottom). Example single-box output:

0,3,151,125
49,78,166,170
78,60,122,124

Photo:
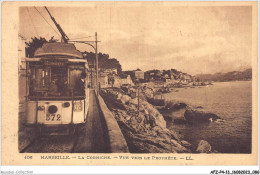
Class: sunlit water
165,81,252,153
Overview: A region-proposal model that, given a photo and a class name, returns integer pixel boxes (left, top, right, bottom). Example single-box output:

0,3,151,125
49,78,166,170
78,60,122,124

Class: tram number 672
46,114,61,121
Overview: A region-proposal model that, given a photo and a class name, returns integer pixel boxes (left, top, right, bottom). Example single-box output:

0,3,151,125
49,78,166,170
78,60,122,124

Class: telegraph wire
33,6,60,37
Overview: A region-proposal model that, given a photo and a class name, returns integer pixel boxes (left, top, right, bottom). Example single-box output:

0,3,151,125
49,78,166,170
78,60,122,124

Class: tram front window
69,68,85,96
29,66,85,98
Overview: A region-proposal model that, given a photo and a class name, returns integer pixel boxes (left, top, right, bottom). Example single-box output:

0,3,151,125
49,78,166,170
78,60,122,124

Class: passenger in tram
74,79,84,96
73,72,86,96
61,80,69,96
49,79,60,96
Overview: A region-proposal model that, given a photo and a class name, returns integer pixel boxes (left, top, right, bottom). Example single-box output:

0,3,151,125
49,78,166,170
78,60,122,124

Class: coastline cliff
100,88,217,153
100,88,191,153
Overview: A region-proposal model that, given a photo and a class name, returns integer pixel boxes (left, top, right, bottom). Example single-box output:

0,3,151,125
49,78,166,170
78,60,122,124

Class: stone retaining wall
97,95,129,153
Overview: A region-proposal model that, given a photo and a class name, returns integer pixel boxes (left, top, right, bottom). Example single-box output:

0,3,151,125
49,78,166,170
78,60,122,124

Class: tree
25,36,58,58
82,51,123,76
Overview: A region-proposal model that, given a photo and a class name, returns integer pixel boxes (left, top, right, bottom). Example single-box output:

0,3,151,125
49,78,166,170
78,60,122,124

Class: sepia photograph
1,1,258,167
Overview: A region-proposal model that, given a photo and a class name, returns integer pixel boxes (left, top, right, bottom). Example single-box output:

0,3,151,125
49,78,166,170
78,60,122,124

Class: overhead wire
33,6,60,37
26,7,39,37
70,36,94,40
32,7,91,42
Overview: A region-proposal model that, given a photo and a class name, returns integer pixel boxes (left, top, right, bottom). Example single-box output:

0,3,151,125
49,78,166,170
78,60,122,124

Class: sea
165,81,252,153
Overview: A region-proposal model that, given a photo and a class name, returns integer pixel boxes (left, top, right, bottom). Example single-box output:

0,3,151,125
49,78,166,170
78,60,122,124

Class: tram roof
34,42,83,59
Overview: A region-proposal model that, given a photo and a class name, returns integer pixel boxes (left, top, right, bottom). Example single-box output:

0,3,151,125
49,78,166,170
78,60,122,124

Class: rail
97,95,129,153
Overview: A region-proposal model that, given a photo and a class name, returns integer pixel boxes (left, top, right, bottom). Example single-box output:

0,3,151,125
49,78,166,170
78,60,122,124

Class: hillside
121,68,195,83
196,68,252,82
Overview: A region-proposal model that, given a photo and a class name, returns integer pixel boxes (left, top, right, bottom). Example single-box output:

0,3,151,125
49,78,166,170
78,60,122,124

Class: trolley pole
95,32,99,96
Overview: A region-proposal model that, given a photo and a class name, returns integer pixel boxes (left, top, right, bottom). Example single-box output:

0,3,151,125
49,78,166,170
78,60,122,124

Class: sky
19,4,252,75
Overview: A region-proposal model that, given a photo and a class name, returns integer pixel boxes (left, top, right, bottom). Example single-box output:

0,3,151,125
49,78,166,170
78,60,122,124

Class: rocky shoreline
100,87,220,153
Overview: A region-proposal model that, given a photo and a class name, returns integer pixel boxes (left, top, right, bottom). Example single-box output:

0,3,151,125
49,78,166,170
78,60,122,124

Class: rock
172,108,186,119
215,119,225,123
170,139,180,146
196,140,212,153
144,114,150,121
180,140,191,147
184,109,221,123
153,114,167,129
139,101,166,129
129,98,138,106
143,109,149,115
159,102,187,120
130,117,138,125
135,113,145,124
170,103,187,110
152,126,161,132
125,116,131,121
141,86,154,100
145,124,151,130
119,95,131,104
173,118,187,124
117,93,123,100
169,130,181,141
170,139,191,153
139,104,145,112
151,131,157,136
159,133,171,140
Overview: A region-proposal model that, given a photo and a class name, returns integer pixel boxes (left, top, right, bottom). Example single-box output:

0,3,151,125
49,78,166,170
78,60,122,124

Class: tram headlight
48,105,58,114
63,102,70,108
37,105,45,111
73,101,82,112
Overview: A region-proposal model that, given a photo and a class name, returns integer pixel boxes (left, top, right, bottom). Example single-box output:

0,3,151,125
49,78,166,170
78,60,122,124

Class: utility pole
95,32,99,96
68,33,100,95
138,81,140,114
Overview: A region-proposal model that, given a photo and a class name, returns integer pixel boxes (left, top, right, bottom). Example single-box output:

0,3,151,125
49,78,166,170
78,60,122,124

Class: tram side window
69,68,85,96
30,68,50,96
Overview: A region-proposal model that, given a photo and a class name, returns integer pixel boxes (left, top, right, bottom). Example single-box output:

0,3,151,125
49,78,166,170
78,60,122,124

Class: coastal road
74,89,109,153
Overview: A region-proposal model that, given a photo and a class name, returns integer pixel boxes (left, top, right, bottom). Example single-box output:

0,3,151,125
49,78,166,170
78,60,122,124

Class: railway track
21,134,80,153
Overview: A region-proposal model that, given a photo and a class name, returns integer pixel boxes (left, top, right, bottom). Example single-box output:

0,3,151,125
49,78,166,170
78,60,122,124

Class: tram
24,7,90,135
25,42,90,134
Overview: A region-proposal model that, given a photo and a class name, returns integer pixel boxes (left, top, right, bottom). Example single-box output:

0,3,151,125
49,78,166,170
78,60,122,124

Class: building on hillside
120,75,134,85
155,70,163,76
113,75,121,88
165,78,172,83
106,74,134,88
99,73,109,88
103,68,118,75
182,74,192,83
135,70,144,80
163,74,169,79
191,76,197,82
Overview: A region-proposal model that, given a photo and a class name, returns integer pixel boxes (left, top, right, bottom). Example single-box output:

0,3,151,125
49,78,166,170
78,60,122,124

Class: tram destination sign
43,61,66,67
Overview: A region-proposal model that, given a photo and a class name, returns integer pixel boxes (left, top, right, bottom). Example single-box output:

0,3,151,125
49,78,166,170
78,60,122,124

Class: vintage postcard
1,1,258,166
